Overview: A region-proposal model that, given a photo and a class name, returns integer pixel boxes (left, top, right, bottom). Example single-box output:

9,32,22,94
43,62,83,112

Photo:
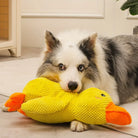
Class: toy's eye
78,64,85,72
58,63,66,71
101,93,106,97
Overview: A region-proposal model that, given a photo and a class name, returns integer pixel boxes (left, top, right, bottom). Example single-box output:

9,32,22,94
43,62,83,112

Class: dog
36,28,138,131
2,27,138,132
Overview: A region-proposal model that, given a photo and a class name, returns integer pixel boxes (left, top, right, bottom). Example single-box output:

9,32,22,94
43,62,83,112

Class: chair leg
8,48,21,57
8,49,15,56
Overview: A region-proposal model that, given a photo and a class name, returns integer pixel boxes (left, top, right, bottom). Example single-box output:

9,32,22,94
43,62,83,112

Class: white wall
21,0,138,47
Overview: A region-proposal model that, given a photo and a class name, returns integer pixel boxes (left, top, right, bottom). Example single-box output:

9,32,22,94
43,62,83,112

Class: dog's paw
70,121,89,132
1,104,9,112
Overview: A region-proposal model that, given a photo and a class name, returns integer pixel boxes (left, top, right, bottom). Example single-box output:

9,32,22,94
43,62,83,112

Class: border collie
36,27,138,131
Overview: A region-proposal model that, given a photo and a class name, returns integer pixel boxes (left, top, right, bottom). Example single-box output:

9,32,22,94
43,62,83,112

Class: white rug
0,57,138,137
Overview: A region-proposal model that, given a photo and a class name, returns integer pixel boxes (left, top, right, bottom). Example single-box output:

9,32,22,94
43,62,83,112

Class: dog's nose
68,81,78,91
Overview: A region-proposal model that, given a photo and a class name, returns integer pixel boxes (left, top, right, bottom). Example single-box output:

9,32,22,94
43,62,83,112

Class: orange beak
106,102,132,125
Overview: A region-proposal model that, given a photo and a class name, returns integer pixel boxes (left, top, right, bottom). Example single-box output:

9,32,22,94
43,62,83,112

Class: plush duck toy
5,77,131,125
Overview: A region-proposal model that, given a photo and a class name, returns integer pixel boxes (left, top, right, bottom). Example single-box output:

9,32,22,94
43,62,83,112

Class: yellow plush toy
5,77,131,125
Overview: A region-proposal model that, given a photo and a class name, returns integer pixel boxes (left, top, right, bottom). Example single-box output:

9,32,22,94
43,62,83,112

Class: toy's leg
18,108,26,116
4,93,25,112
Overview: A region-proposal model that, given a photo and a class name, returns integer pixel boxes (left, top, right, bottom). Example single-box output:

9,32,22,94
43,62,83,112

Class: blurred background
21,0,138,48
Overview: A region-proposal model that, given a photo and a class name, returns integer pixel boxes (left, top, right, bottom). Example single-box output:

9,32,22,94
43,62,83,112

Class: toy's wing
21,96,70,115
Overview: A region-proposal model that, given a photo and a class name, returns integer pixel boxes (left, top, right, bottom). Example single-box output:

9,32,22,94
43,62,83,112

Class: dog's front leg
70,121,89,132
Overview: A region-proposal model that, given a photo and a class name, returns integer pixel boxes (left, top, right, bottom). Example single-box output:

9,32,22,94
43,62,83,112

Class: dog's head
37,30,98,92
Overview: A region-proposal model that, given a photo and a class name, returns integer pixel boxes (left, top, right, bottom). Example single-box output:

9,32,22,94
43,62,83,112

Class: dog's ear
89,33,97,46
45,31,60,52
79,33,97,60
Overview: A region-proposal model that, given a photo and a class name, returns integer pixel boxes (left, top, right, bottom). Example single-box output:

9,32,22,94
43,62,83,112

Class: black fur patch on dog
85,63,98,82
128,67,138,87
103,39,121,77
79,38,95,61
135,68,138,87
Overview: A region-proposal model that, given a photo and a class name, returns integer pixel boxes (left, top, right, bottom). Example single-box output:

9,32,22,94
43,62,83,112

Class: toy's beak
106,102,132,125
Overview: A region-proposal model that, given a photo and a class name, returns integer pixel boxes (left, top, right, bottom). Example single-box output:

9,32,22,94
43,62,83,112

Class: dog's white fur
55,30,119,105
54,45,87,92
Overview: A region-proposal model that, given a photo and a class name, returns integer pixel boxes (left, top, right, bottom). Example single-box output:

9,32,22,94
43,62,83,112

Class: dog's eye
58,63,66,71
78,64,85,72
